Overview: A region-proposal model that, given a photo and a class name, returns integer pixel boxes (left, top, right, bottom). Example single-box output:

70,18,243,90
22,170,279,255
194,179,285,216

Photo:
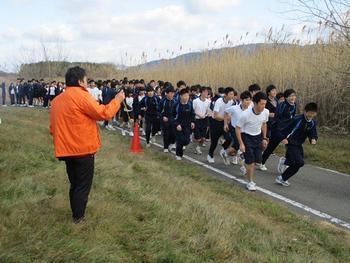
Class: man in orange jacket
50,66,125,223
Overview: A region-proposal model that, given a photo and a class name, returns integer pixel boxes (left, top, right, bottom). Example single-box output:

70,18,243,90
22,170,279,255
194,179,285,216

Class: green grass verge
0,108,349,262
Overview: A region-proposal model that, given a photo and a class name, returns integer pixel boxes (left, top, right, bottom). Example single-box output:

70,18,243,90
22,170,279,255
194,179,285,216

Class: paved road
114,127,350,230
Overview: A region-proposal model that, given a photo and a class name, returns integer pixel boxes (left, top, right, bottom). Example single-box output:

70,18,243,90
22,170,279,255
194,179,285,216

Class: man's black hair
65,66,87,87
224,87,235,95
218,87,225,94
253,91,268,103
177,80,186,88
165,85,175,93
305,102,318,112
284,89,296,98
240,90,252,101
179,88,189,96
200,86,209,93
96,80,103,88
276,92,284,100
146,85,154,93
266,84,276,95
248,83,261,93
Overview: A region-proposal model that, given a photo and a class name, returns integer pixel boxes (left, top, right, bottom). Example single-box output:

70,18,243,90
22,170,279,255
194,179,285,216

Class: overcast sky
0,0,305,71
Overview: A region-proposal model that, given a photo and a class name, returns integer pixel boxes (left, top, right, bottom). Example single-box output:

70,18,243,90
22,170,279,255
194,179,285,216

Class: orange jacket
50,86,122,158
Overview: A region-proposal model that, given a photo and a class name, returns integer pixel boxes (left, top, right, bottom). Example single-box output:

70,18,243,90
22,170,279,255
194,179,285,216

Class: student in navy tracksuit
139,85,161,146
275,103,318,186
9,83,15,105
260,89,297,171
173,88,195,160
159,85,176,152
1,81,6,106
265,84,278,139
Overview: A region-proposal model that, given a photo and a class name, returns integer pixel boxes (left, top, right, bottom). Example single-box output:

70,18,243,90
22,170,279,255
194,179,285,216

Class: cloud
186,0,240,13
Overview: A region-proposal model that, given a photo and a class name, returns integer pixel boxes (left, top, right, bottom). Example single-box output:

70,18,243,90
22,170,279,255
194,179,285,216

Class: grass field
0,107,350,262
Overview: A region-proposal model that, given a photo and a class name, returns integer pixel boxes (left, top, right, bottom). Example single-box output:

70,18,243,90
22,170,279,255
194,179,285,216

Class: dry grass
120,42,350,132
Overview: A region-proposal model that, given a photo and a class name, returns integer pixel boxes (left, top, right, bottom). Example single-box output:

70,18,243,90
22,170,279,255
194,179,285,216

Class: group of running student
6,77,318,192
106,79,318,192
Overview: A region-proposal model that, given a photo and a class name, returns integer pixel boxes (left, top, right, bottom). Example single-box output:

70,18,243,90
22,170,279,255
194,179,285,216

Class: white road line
115,127,350,230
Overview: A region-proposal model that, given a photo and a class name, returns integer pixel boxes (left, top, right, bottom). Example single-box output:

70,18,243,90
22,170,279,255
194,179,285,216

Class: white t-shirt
237,107,269,136
225,104,251,128
125,97,134,112
49,86,56,95
88,87,102,102
193,97,210,119
213,97,235,119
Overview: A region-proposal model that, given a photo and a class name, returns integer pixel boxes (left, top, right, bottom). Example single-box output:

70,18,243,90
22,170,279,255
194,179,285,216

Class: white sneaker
202,143,206,147
275,175,290,186
240,165,247,176
207,155,215,164
246,182,257,191
169,144,176,151
231,155,238,165
142,131,146,136
176,156,182,161
195,146,202,155
129,131,134,137
278,157,288,174
146,143,151,148
163,149,169,153
121,130,126,136
259,164,267,171
109,125,116,131
219,149,230,165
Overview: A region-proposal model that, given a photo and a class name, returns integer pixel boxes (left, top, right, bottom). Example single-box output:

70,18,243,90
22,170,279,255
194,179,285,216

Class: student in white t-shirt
224,91,252,166
236,92,269,191
207,87,235,165
87,80,102,103
192,86,211,155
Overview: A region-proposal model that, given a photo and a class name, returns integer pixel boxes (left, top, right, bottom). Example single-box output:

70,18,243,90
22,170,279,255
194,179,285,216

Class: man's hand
311,139,317,145
224,124,229,132
239,144,246,153
176,125,182,131
281,139,289,145
262,139,268,150
115,90,125,101
163,116,168,122
138,115,142,121
191,122,195,130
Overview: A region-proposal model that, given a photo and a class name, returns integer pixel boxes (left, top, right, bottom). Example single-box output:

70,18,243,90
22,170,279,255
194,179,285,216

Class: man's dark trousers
63,155,94,221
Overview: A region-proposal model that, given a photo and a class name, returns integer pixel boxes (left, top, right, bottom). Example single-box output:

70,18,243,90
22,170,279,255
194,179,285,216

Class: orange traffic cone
130,122,143,154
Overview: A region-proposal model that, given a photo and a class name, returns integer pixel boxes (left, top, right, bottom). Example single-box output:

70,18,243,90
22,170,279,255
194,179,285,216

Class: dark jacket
159,98,176,121
139,95,160,118
282,114,318,146
173,101,195,127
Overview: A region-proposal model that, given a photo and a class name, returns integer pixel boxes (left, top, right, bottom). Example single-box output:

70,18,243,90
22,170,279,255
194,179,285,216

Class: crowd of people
1,76,318,192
